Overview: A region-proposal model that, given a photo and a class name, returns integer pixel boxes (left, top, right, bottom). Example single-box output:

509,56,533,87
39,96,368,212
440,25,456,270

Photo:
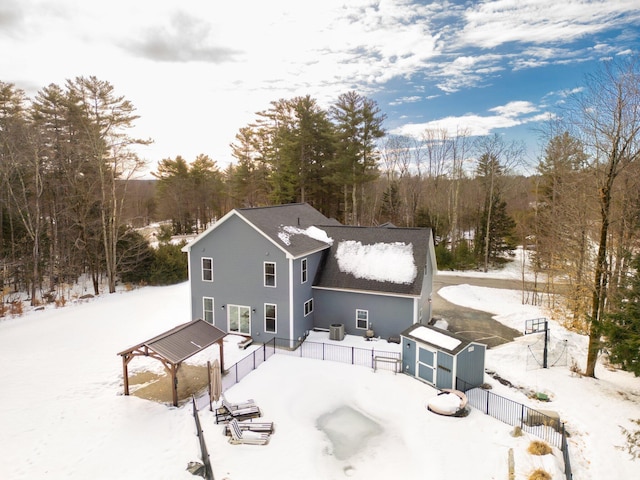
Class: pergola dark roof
118,319,226,406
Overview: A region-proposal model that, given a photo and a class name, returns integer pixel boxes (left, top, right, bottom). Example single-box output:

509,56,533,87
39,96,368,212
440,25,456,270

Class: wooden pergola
118,319,226,407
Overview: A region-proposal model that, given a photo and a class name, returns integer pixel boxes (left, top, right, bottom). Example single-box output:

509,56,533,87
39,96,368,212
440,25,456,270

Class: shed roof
118,319,226,364
401,324,478,355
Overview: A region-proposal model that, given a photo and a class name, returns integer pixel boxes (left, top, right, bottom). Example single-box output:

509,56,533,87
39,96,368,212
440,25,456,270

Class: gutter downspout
289,257,294,344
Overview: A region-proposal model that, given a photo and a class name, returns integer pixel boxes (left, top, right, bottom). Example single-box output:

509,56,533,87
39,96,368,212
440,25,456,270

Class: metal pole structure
543,319,549,369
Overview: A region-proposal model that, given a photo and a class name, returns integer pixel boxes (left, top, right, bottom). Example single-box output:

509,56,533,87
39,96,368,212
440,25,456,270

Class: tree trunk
586,169,616,377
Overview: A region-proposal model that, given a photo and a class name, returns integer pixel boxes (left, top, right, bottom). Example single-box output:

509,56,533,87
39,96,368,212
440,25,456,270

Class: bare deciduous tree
569,57,640,377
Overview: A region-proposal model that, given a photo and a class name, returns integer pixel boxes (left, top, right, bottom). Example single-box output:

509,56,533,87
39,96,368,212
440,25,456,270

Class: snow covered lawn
1,278,639,479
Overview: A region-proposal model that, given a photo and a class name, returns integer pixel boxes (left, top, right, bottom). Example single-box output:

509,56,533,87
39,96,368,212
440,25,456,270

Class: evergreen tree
149,241,188,285
330,91,385,224
602,254,640,376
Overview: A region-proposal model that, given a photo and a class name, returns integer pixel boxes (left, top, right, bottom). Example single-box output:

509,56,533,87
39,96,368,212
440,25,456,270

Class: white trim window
304,298,313,316
203,297,214,324
202,257,213,282
356,309,369,330
264,261,276,287
301,258,308,284
264,303,277,333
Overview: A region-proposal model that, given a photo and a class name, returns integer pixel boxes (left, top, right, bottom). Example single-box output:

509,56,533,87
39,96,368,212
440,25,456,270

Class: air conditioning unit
329,323,345,341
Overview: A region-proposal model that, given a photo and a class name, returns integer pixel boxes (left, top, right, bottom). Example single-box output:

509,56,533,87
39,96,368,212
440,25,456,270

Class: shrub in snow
527,440,552,456
528,469,551,480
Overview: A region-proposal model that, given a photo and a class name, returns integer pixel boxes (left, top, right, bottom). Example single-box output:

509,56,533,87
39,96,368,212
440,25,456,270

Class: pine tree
602,254,640,376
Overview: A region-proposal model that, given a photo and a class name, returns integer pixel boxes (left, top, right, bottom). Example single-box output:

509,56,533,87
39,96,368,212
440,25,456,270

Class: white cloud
389,96,423,106
392,100,549,138
489,101,537,117
458,0,640,49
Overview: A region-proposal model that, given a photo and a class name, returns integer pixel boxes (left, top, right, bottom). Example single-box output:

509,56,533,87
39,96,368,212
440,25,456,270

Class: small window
264,262,276,287
304,298,313,316
202,257,213,282
265,304,277,333
203,297,214,324
356,309,368,330
301,258,308,284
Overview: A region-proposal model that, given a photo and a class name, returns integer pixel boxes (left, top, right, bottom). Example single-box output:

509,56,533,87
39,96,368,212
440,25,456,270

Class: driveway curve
432,274,523,348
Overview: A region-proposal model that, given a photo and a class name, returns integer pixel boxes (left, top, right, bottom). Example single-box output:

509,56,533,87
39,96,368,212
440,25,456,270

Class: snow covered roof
401,324,478,355
313,225,432,296
410,325,461,351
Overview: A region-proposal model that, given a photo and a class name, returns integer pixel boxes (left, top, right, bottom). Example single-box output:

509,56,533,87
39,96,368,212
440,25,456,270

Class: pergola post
122,354,130,396
171,363,179,407
218,339,225,372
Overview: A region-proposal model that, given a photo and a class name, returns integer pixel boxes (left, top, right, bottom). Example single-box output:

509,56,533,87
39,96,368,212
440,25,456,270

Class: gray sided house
401,324,486,390
182,203,437,344
312,225,436,340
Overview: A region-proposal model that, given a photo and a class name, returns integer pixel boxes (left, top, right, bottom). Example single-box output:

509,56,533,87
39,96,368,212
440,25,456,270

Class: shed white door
417,346,436,385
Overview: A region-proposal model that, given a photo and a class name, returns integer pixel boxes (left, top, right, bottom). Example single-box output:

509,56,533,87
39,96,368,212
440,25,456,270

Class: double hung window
203,297,214,324
301,258,308,283
202,257,213,282
264,262,276,287
304,299,313,316
265,304,277,333
356,309,369,330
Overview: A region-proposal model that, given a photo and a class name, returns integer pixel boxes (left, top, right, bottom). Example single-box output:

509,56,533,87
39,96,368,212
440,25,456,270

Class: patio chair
223,419,275,435
215,402,262,424
227,418,270,445
221,393,257,411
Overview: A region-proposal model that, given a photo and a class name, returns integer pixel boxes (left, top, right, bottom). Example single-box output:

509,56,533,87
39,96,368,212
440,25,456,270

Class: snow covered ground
1,256,639,479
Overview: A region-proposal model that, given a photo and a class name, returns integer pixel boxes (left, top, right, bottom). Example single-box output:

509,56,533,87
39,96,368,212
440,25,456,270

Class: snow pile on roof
278,225,333,246
410,325,462,351
335,240,417,284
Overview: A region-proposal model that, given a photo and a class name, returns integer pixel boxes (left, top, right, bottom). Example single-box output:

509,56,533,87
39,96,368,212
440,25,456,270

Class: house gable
182,203,337,259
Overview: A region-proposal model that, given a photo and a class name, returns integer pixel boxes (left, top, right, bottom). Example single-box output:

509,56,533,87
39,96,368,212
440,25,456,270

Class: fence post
322,342,325,361
520,403,525,430
485,390,490,414
351,347,355,365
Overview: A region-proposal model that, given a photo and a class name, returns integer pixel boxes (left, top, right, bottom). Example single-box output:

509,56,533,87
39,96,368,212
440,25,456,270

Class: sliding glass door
228,305,251,335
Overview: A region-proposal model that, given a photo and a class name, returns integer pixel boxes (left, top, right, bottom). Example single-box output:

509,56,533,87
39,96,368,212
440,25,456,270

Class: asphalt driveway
432,274,523,348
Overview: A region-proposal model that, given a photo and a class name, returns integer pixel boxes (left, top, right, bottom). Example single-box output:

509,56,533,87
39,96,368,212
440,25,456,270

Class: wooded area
2,57,639,376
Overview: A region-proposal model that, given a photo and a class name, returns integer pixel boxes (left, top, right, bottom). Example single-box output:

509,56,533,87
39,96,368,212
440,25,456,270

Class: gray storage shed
401,324,485,390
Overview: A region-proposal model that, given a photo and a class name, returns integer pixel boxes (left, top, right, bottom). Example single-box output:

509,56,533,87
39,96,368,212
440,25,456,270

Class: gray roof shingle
237,203,340,257
313,225,432,296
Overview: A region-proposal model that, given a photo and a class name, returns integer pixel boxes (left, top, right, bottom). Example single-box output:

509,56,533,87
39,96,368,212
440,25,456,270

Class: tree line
2,57,640,377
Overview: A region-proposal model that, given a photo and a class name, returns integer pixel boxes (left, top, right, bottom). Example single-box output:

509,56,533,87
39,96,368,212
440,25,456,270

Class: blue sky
1,0,639,174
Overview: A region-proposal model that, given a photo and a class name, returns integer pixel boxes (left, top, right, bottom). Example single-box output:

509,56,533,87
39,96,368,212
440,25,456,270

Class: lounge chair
227,418,270,445
215,401,262,424
221,394,257,411
223,419,275,435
